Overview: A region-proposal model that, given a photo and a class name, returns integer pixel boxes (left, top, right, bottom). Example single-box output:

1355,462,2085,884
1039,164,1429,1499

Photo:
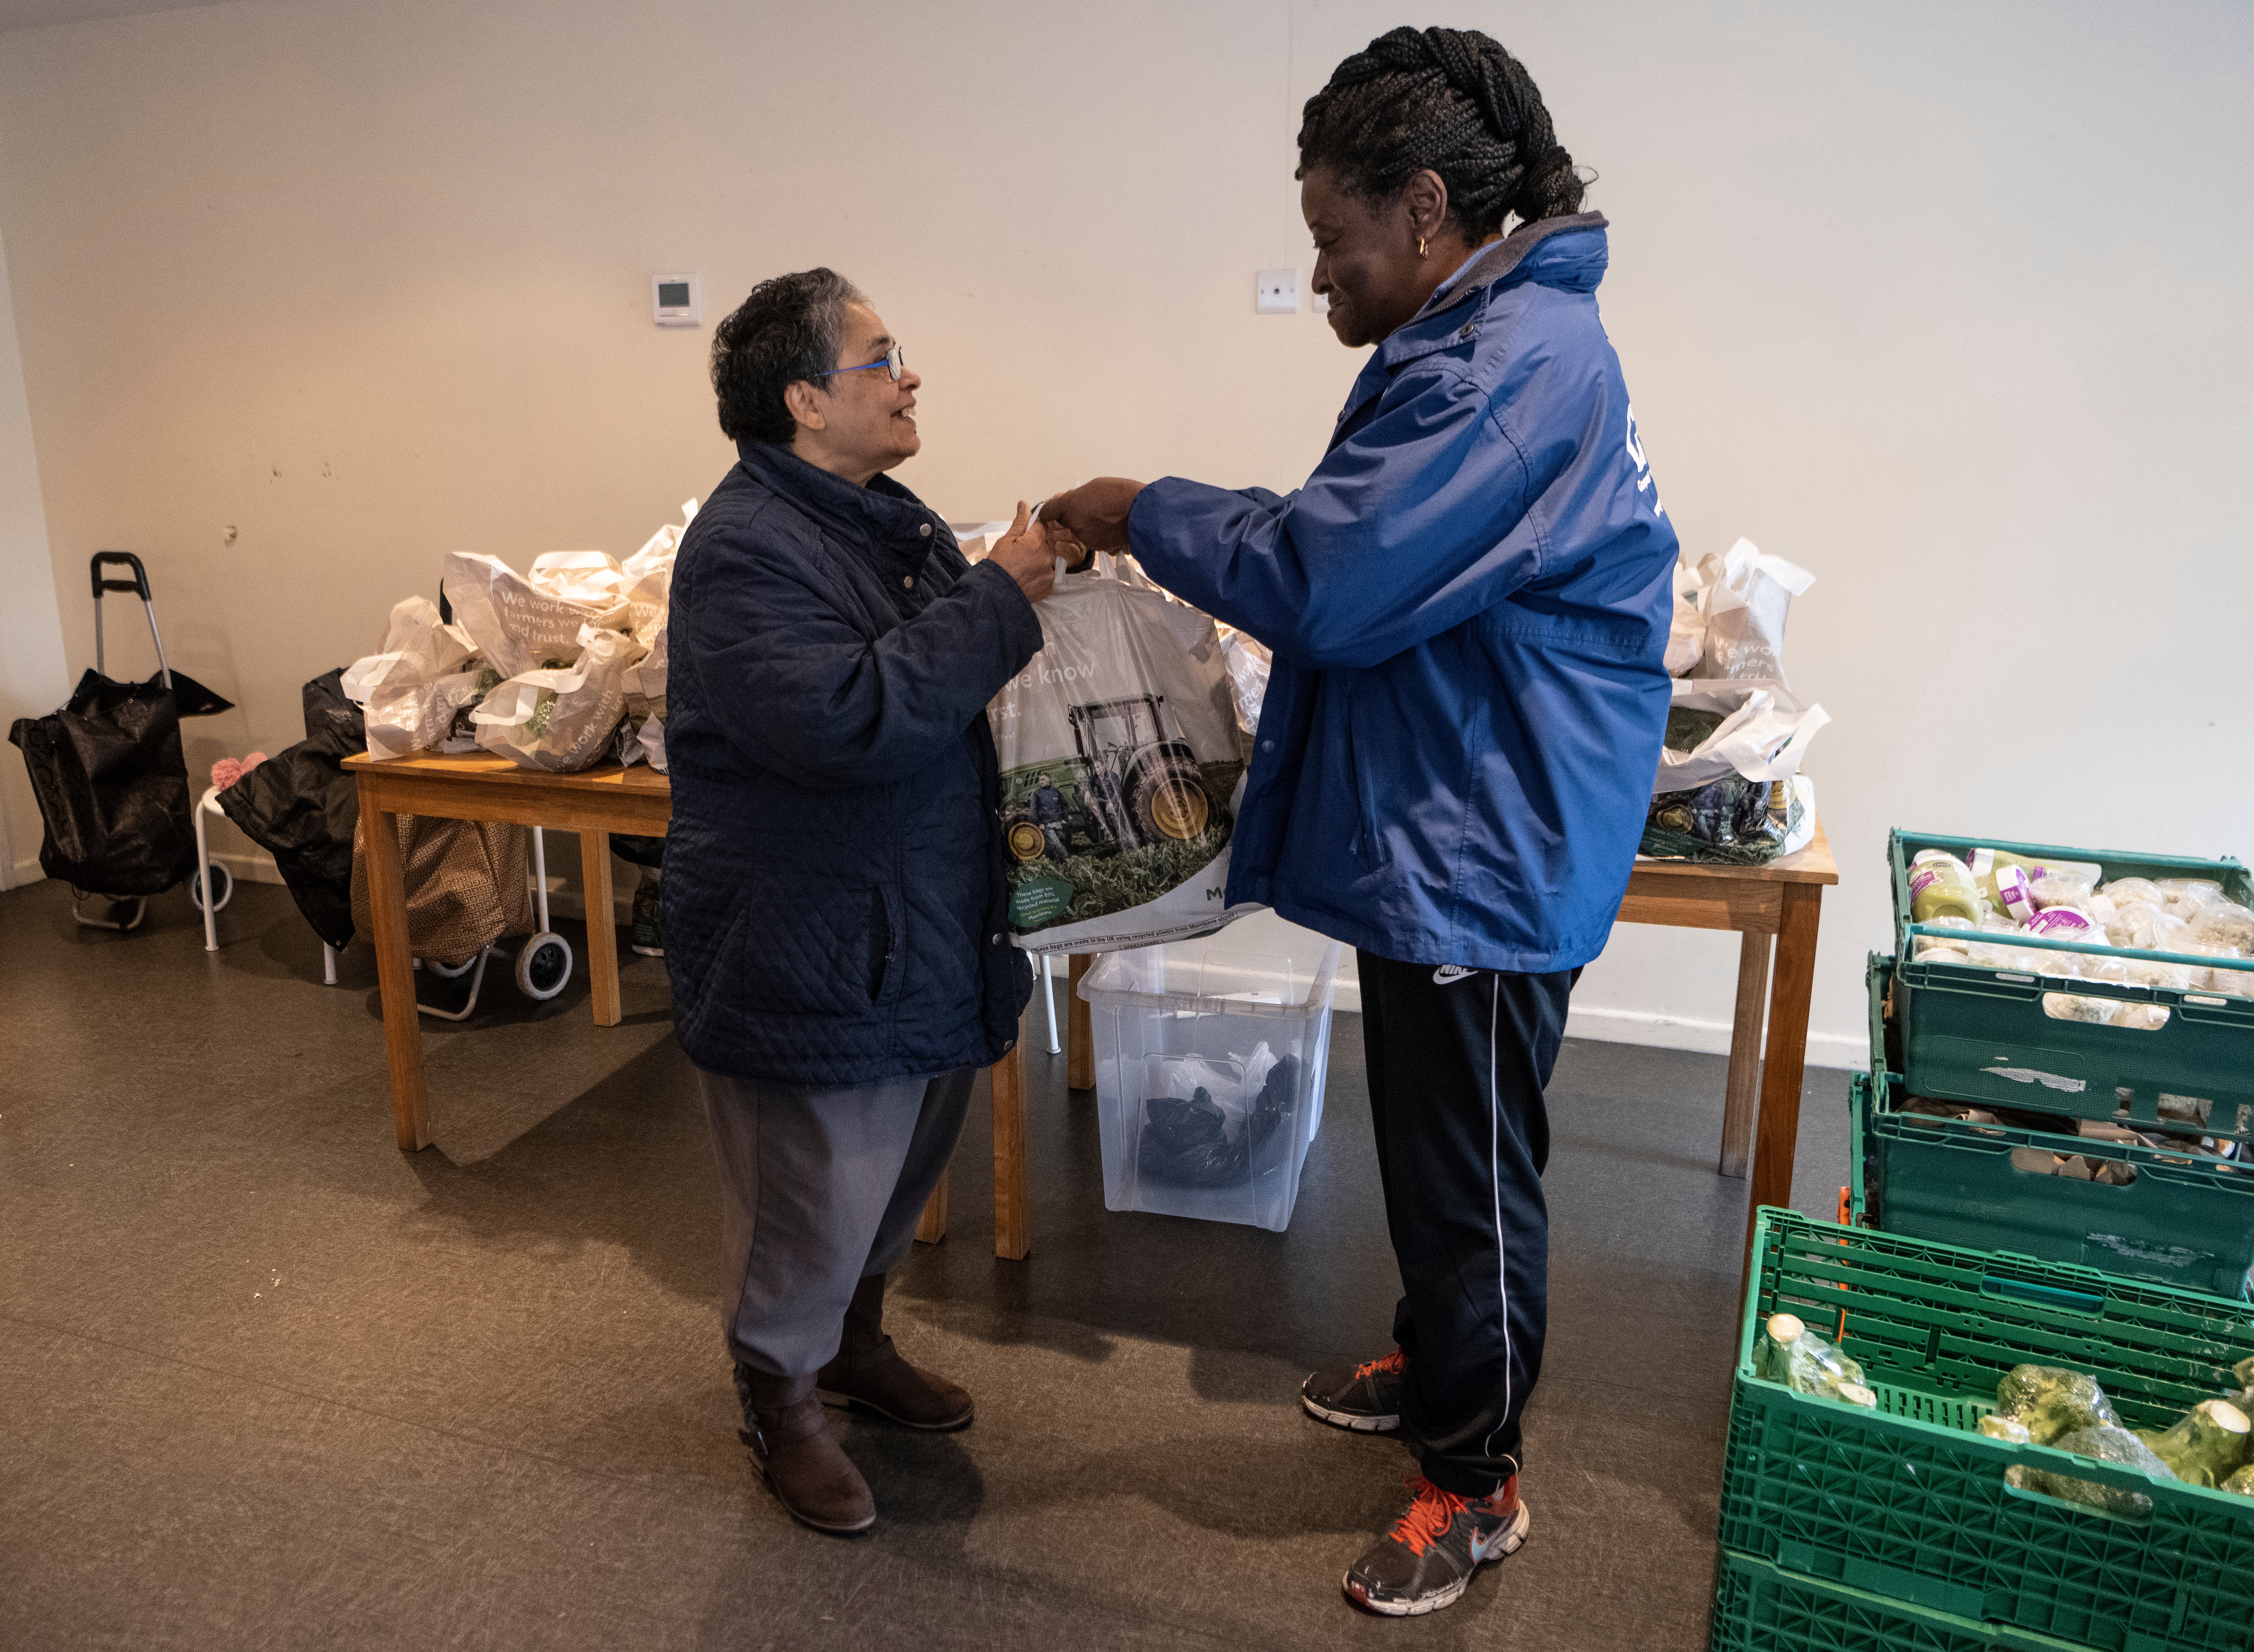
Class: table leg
991,1025,1030,1261
362,802,430,1151
1066,954,1093,1091
580,832,621,1027
1719,930,1773,1179
916,1170,949,1245
1745,883,1824,1269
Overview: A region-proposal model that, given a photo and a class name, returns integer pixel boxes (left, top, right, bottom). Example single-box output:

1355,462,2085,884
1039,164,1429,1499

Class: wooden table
349,749,1834,1277
346,751,671,1151
956,819,1838,1268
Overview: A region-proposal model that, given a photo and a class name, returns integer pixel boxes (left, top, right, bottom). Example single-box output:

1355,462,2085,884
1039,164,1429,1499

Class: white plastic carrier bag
341,596,484,761
611,500,694,769
615,621,668,771
990,567,1262,953
1692,538,1815,684
470,624,642,773
1653,679,1829,794
443,549,632,681
620,498,696,649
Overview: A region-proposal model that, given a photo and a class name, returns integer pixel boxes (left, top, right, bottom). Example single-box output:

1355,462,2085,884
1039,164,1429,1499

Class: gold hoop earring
1417,236,1428,258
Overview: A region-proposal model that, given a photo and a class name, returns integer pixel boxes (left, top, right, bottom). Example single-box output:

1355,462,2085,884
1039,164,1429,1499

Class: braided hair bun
1297,27,1582,236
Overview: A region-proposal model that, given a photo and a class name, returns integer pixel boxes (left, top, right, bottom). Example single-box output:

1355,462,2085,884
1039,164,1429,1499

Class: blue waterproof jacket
664,441,1041,1086
1129,214,1676,972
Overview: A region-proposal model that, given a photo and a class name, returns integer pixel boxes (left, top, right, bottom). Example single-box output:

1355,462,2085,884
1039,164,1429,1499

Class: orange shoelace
1354,1348,1407,1381
1388,1477,1471,1557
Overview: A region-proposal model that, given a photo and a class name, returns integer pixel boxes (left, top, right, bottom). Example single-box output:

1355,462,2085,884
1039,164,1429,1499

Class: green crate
1888,830,2254,1141
1853,1071,2254,1300
1721,1208,2254,1652
1855,955,2254,1298
1712,1551,2100,1652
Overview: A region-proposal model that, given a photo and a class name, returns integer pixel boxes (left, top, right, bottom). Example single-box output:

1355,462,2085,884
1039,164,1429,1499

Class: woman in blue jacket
1044,28,1677,1618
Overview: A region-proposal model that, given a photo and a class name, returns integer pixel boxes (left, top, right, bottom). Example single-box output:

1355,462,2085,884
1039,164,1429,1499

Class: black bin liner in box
1137,1055,1302,1189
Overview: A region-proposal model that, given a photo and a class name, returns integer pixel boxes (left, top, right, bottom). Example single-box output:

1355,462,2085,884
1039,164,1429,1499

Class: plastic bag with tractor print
988,564,1262,953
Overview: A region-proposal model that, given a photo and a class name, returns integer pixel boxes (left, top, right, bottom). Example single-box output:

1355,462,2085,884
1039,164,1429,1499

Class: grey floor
0,873,1847,1652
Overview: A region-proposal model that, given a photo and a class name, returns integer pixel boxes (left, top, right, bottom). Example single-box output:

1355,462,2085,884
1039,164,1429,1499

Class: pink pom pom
212,753,268,790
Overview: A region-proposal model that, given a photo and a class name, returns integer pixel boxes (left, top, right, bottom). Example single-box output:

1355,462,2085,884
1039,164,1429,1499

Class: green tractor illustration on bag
1002,694,1212,865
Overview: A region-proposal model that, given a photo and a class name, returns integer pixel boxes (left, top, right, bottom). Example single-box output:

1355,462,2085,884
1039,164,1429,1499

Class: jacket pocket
727,879,888,1021
1341,686,1380,868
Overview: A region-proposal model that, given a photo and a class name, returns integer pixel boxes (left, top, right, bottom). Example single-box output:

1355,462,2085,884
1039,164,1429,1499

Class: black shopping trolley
8,553,236,931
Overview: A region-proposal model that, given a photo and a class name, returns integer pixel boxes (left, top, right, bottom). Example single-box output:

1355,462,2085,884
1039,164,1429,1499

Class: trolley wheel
516,932,573,1001
426,953,480,979
189,862,233,914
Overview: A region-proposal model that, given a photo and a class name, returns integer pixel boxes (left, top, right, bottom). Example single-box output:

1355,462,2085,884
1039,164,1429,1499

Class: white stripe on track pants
1356,949,1577,1496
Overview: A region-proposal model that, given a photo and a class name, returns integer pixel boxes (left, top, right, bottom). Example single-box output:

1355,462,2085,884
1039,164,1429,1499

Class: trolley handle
90,551,152,601
88,550,170,687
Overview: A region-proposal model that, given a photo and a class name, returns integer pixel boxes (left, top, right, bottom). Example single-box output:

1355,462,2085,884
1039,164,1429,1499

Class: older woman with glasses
1043,28,1678,1617
665,268,1057,1535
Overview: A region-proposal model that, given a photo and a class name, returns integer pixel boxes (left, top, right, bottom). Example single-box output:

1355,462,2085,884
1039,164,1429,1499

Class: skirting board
1564,1003,1866,1071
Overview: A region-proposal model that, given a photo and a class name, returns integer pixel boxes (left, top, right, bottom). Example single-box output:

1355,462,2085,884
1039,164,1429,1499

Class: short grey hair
709,267,869,445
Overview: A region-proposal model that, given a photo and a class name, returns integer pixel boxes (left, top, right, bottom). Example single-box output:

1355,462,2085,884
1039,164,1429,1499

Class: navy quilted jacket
663,440,1042,1086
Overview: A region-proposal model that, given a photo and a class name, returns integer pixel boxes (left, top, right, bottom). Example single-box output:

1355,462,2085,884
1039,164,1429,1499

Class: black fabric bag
214,669,364,948
9,667,233,896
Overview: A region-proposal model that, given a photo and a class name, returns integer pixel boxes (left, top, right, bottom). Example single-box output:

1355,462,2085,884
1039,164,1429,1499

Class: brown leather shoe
816,1273,974,1432
736,1367,875,1533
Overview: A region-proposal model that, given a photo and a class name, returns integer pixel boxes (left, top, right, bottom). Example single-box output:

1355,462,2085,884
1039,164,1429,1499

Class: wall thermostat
653,272,700,328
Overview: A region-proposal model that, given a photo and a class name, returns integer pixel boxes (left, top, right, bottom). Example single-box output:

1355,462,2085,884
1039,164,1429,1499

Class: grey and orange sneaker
1343,1475,1529,1617
1301,1348,1405,1432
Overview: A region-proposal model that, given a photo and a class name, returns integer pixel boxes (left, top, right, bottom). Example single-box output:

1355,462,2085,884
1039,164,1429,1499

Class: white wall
0,219,70,888
1,0,2248,1059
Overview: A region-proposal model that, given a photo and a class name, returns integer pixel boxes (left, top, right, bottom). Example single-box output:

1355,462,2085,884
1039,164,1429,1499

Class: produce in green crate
1978,1415,2034,1445
1753,1312,1870,1403
1994,1365,2120,1445
2006,1424,2176,1517
2236,1354,2254,1388
2225,1465,2254,1498
2135,1399,2252,1487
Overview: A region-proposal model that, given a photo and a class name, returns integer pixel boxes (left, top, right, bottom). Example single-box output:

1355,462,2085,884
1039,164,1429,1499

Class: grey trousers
697,1065,975,1379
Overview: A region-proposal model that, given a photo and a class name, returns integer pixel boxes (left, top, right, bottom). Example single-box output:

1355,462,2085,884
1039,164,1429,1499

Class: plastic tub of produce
1854,955,2254,1298
1721,1207,2254,1652
1889,829,2254,1141
1078,937,1340,1231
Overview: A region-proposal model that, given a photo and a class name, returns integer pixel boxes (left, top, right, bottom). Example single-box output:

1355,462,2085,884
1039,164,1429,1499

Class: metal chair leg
195,786,219,953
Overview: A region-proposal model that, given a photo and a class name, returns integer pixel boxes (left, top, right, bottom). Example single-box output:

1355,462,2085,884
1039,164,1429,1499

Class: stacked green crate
1711,1209,2254,1652
1888,830,2254,1141
1854,953,2254,1299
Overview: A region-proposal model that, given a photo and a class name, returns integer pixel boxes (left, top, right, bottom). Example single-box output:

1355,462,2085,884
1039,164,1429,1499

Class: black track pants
1357,950,1577,1497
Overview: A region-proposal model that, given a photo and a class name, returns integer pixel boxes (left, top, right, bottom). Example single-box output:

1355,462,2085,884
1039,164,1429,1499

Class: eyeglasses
814,344,906,383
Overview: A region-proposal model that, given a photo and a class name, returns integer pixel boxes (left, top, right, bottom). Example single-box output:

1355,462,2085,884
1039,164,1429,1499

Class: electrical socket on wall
1255,268,1299,314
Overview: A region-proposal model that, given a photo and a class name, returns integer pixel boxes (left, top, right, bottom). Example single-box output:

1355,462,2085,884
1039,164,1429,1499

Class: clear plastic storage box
1077,938,1342,1231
